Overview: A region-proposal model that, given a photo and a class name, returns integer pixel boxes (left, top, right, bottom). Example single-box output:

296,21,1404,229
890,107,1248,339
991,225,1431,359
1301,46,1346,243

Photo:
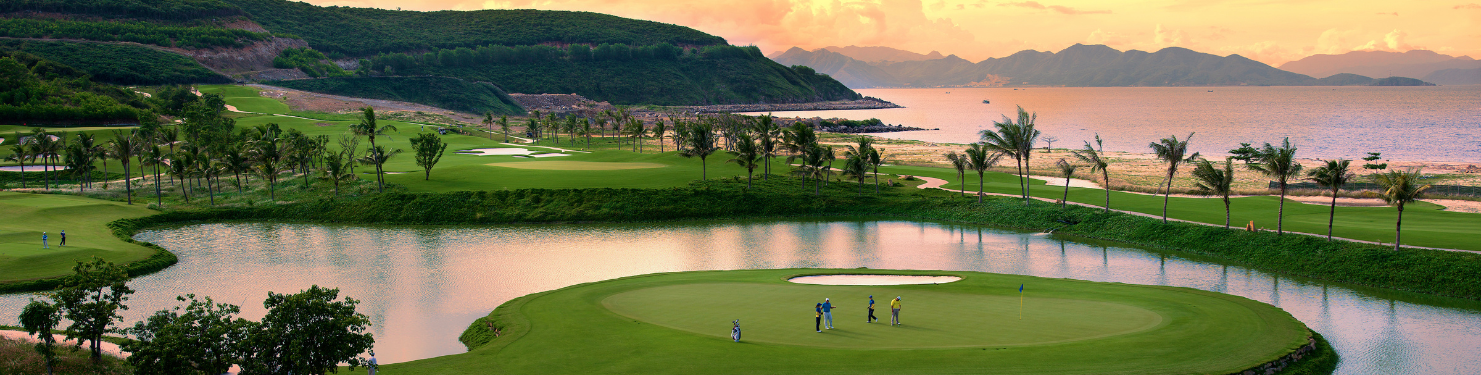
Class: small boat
982,99,990,104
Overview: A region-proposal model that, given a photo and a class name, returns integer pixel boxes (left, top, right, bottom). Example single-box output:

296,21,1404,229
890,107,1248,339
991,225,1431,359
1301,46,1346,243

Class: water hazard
2,220,1478,373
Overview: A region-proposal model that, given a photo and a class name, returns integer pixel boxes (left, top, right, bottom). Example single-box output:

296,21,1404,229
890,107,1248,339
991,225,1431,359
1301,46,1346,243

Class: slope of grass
0,191,164,290
267,77,524,115
385,268,1311,374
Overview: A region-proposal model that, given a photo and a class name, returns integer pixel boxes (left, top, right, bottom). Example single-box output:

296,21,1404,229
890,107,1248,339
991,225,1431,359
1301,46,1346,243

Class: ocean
753,86,1481,163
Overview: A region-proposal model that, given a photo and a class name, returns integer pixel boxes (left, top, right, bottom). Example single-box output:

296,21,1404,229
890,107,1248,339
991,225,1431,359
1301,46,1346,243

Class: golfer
42,232,48,249
59,230,65,246
890,296,902,326
867,295,878,323
815,303,823,333
821,298,836,329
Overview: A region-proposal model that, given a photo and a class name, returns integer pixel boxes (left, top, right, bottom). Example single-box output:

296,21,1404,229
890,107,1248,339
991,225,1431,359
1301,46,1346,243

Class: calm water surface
754,86,1481,162
2,220,1479,373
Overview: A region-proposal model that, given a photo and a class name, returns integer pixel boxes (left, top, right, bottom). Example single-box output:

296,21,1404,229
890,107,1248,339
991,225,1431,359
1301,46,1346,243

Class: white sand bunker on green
486,161,668,170
788,275,962,285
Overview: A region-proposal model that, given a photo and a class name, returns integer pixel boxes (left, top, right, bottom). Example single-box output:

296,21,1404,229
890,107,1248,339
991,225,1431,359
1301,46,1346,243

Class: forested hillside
270,76,525,115
0,51,157,124
222,0,727,57
0,40,227,85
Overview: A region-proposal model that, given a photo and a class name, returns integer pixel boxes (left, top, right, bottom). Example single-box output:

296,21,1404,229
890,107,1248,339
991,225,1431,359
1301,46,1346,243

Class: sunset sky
302,0,1480,66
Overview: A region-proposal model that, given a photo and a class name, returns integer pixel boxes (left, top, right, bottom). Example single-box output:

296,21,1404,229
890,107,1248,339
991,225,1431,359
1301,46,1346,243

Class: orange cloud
1455,3,1481,9
999,1,1111,15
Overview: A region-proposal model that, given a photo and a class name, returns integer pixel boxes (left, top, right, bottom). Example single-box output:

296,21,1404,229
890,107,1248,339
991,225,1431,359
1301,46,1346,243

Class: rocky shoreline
675,98,902,113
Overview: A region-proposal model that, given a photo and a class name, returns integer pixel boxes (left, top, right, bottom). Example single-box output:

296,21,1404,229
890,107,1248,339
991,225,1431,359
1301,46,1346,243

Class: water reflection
1,220,1478,373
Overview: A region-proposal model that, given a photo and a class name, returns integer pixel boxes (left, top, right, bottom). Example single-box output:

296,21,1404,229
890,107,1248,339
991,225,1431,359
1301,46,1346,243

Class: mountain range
772,44,1451,88
1279,50,1481,86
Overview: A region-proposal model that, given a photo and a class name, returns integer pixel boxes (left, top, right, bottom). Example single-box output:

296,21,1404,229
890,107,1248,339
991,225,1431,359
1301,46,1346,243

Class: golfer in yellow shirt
890,296,902,326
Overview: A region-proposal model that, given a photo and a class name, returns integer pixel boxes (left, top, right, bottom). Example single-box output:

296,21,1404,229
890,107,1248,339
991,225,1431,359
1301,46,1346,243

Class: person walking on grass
890,296,902,326
59,230,65,247
822,298,837,329
815,303,823,333
867,295,878,323
42,232,48,249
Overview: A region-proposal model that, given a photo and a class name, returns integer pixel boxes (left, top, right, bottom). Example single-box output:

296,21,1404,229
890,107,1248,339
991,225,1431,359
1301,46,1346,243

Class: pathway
905,176,1477,254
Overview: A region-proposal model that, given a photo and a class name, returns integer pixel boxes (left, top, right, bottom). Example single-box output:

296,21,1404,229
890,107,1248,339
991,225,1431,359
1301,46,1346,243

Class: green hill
0,50,156,124
0,40,227,85
269,76,525,115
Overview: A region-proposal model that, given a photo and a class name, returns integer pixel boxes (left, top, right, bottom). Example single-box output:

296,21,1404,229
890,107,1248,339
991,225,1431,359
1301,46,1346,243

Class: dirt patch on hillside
508,94,614,116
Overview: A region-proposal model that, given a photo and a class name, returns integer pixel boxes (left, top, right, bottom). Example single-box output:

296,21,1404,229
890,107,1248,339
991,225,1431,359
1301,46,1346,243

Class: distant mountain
773,44,1338,88
772,47,901,88
1278,50,1480,84
1369,77,1435,86
1424,68,1481,85
818,46,944,63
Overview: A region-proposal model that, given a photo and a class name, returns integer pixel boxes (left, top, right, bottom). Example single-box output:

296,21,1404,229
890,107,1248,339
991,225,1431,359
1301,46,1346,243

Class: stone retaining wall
1234,335,1318,375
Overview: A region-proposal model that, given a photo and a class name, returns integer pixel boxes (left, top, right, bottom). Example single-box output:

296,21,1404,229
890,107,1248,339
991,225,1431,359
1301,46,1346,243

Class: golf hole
787,275,962,285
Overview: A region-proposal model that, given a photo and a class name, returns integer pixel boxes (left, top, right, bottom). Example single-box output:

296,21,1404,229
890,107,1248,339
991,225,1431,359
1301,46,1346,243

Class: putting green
390,269,1315,374
485,161,667,171
604,283,1163,348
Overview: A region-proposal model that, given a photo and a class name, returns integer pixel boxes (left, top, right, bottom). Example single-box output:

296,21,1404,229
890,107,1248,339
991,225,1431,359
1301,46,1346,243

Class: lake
753,86,1481,162
2,220,1479,373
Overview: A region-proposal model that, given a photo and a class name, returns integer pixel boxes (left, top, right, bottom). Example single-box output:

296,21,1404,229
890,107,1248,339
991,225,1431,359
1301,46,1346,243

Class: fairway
0,192,159,285
486,161,668,170
389,269,1315,374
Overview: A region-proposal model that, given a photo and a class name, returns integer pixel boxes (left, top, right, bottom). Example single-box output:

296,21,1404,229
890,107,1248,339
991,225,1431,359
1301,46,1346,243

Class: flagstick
1019,292,1023,320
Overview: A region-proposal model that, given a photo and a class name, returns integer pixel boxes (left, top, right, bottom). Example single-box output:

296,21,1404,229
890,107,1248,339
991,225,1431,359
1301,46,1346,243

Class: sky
300,0,1481,66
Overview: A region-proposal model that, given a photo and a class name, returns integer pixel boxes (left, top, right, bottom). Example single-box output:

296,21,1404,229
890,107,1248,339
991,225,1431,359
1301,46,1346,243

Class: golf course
384,268,1321,374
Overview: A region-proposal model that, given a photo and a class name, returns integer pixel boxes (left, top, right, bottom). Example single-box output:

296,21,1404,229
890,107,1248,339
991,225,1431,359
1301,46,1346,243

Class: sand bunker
486,161,666,171
458,148,538,156
788,275,962,285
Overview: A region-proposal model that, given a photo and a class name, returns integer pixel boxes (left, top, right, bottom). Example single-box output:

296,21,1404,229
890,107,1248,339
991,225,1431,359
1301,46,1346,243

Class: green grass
379,268,1311,374
0,191,157,284
882,165,1481,251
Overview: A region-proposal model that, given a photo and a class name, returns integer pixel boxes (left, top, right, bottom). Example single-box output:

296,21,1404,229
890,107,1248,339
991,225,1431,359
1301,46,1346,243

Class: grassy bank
0,191,173,293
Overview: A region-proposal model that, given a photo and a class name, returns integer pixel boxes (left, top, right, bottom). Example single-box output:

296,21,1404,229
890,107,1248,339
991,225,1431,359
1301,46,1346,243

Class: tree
250,125,283,200
358,145,401,192
841,138,872,195
167,152,193,203
755,115,779,180
679,121,719,180
1372,169,1431,251
1054,159,1078,208
1042,136,1058,150
20,299,62,375
482,111,493,134
124,295,252,375
944,151,968,197
726,132,762,188
1192,157,1236,228
219,145,250,193
1149,133,1196,223
320,150,356,196
1071,134,1112,213
1308,159,1355,241
982,106,1039,205
108,130,138,204
497,115,511,143
239,286,374,375
145,145,165,205
1249,138,1303,235
652,118,668,153
868,145,884,194
348,107,396,183
964,143,1002,203
5,131,31,189
410,132,448,180
53,257,134,363
625,117,646,153
1362,152,1387,171
1229,143,1260,164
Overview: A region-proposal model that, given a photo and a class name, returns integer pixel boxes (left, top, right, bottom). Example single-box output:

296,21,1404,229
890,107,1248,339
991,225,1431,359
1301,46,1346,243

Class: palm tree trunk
1161,173,1172,223
700,156,707,180
873,166,880,194
1327,187,1338,241
747,167,753,189
1023,158,1032,205
1061,176,1070,208
1277,183,1287,235
1394,202,1404,251
153,165,161,205
1223,197,1231,228
1102,171,1110,213
977,171,984,203
122,161,131,204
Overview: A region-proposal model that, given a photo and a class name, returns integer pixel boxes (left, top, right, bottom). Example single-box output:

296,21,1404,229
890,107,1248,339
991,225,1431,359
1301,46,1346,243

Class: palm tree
582,117,593,150
482,112,494,135
219,145,250,193
821,145,836,188
348,107,396,185
625,118,646,153
358,145,400,193
1308,159,1355,241
982,106,1039,205
1249,138,1303,235
681,121,720,181
320,150,355,196
944,151,968,197
868,146,884,194
29,129,57,190
1149,133,1195,223
107,130,138,204
755,115,779,179
964,143,1002,203
1192,157,1236,228
1373,169,1431,251
5,131,31,188
1071,134,1112,213
1054,159,1079,208
726,132,762,188
497,115,511,143
842,139,872,195
167,152,192,203
144,145,165,205
652,119,668,153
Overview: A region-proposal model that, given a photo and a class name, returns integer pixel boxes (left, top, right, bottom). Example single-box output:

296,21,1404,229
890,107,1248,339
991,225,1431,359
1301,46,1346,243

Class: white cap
825,298,829,301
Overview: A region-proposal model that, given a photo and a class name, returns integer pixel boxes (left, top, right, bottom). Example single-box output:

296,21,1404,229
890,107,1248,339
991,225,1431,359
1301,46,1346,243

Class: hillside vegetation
222,0,726,57
0,0,246,21
0,51,156,124
0,40,227,85
269,76,525,115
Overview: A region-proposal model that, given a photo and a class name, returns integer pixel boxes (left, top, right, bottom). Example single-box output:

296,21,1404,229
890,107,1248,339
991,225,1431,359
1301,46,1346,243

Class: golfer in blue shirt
822,298,837,329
